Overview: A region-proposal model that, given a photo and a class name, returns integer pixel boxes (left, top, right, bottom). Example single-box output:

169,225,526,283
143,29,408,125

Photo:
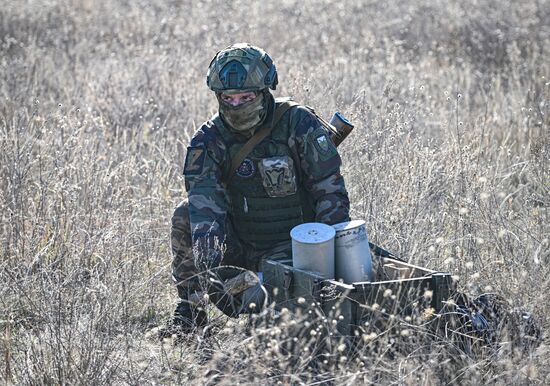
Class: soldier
170,43,350,331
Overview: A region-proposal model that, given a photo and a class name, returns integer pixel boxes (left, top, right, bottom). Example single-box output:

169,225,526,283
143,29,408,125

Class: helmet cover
207,43,278,93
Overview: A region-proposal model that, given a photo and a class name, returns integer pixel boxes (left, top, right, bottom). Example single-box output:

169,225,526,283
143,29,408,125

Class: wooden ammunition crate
262,254,455,336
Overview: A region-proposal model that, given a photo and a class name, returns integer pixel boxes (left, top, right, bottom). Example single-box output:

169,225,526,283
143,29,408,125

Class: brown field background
1,0,549,384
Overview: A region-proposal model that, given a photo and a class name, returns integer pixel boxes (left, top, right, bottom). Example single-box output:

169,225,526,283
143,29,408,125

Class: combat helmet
206,43,278,93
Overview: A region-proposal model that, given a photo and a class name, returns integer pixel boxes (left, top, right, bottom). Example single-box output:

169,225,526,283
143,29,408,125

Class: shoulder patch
315,134,330,152
310,128,337,161
183,146,206,175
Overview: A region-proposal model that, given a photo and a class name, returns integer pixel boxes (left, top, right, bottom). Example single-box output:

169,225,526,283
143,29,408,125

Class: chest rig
212,100,315,250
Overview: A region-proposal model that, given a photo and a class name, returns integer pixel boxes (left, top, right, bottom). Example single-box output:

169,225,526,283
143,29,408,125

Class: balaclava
217,90,269,137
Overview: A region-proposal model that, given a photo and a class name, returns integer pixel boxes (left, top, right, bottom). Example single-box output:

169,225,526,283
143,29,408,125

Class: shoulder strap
222,100,299,186
302,105,340,138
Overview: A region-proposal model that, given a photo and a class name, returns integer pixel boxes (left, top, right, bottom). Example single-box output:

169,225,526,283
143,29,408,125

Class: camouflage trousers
171,199,292,299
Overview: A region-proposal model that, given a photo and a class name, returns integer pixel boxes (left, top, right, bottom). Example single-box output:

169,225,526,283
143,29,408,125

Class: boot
172,300,208,332
159,293,208,339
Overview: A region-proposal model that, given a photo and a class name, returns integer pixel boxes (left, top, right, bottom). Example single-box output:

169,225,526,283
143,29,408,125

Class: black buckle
312,278,323,303
283,269,293,290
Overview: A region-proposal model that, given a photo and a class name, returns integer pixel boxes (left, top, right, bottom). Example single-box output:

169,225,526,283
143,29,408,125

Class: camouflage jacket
183,97,350,271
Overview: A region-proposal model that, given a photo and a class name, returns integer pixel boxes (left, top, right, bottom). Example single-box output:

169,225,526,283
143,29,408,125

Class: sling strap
222,100,299,186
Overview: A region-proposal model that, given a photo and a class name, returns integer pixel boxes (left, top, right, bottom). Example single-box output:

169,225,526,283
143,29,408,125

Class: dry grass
1,0,549,384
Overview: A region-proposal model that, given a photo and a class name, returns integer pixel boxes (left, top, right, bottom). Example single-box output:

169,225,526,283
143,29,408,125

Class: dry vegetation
1,0,549,384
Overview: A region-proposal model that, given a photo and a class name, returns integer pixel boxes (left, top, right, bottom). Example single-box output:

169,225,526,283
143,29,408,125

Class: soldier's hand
206,268,240,317
206,266,267,317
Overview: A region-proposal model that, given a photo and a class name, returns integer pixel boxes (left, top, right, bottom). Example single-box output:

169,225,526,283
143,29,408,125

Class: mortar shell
291,222,335,279
333,220,374,283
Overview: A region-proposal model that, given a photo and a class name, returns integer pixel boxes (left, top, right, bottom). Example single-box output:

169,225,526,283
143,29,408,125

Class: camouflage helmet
206,43,278,93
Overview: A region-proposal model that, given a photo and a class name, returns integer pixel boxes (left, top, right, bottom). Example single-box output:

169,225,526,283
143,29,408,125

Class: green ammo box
262,252,455,336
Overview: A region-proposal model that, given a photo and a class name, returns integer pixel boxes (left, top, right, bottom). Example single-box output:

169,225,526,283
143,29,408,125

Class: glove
207,266,267,318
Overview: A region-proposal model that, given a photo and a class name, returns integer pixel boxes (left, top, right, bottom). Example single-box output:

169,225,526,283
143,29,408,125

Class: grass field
1,0,549,384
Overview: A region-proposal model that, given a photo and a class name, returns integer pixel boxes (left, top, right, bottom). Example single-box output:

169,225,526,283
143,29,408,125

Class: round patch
236,158,255,178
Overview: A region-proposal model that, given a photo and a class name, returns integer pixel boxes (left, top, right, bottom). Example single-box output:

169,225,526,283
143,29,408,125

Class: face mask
218,92,266,136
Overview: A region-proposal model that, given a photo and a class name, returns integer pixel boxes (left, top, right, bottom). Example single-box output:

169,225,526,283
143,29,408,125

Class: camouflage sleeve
290,107,350,224
183,121,229,272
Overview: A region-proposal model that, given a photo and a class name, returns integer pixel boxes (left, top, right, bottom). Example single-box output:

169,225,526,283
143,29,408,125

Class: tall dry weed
1,0,548,384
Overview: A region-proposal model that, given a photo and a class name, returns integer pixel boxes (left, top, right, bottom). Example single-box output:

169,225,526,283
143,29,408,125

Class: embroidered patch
183,146,206,175
316,134,330,152
258,156,297,197
311,129,338,161
236,158,255,178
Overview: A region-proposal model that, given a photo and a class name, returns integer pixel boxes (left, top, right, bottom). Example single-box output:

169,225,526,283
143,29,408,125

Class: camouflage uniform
172,95,350,295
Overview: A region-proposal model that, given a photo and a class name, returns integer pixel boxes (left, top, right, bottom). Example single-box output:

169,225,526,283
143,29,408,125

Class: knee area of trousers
172,199,190,226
